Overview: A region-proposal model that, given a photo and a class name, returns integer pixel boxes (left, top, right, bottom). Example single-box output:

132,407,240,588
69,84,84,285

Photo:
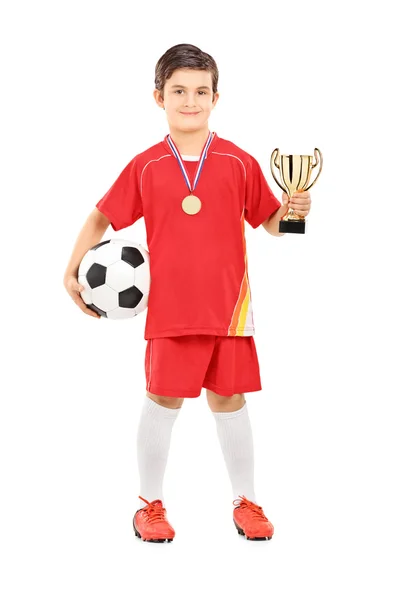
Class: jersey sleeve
96,156,143,231
244,155,282,229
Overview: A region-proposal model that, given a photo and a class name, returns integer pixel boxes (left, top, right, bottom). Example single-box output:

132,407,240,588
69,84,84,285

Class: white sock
212,402,257,504
136,395,181,509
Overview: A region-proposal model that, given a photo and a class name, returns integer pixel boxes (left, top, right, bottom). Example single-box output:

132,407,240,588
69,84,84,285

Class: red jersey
96,132,281,340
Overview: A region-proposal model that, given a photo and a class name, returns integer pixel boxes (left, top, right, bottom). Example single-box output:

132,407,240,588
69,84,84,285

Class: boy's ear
212,92,220,107
153,89,164,109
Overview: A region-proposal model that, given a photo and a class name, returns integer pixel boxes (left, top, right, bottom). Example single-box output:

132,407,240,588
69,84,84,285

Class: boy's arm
262,204,288,237
63,208,111,282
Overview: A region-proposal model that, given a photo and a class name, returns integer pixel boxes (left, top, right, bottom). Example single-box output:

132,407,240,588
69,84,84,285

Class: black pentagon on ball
91,239,111,251
87,303,107,318
86,263,107,288
122,246,145,268
119,286,144,309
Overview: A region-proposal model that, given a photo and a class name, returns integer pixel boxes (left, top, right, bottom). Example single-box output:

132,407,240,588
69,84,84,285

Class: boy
63,43,312,543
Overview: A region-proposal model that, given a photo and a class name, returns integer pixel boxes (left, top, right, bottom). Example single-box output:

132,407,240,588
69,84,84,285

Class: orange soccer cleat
133,496,175,543
233,495,274,541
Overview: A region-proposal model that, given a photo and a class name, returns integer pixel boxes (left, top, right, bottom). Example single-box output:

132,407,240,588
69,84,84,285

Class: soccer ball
78,239,150,319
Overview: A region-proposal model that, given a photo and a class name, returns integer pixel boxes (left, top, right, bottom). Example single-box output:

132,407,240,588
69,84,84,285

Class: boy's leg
136,393,183,508
207,390,257,504
139,334,212,507
203,336,262,503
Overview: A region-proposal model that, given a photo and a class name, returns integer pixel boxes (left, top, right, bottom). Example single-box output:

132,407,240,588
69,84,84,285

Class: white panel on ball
134,262,151,295
92,285,119,312
106,260,136,292
93,242,123,267
107,307,137,320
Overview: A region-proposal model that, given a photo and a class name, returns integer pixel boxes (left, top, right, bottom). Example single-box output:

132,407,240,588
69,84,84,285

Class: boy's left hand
282,191,312,217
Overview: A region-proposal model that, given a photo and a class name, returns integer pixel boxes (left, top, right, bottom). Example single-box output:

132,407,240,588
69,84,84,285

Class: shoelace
233,495,269,522
138,496,167,524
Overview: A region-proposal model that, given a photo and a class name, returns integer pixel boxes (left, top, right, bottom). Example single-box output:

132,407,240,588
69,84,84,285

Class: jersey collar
162,131,219,159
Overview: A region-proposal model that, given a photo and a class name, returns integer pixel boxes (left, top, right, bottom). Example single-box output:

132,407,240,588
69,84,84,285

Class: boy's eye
174,90,206,95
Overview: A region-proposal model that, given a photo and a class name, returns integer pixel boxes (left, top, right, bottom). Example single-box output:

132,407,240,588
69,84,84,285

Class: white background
1,0,399,598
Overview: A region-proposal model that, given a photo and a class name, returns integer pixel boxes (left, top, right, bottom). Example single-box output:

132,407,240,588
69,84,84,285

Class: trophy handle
302,148,323,192
270,148,290,196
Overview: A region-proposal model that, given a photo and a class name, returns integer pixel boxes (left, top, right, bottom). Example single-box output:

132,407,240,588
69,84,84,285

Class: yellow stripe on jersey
228,213,252,336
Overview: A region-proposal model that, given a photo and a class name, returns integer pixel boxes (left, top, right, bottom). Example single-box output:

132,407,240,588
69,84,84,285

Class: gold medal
166,131,215,217
182,194,202,215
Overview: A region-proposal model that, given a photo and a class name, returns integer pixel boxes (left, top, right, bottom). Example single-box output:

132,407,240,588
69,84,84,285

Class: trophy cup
270,148,323,234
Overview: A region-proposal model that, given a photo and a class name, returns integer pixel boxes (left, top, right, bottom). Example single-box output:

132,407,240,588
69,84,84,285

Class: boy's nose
184,95,197,106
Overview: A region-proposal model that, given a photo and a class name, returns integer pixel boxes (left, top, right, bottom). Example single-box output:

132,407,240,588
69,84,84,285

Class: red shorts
145,335,262,398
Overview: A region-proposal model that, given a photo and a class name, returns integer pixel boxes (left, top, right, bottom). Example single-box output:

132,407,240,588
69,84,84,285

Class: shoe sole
133,518,173,543
233,519,273,541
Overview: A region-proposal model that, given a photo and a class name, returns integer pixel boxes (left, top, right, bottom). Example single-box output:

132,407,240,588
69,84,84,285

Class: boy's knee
206,389,245,412
146,392,184,409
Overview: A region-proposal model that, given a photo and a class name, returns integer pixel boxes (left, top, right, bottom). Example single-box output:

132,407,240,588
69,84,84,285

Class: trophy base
279,219,306,234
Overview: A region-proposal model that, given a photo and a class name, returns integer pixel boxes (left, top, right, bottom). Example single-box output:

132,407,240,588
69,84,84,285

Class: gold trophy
270,148,323,234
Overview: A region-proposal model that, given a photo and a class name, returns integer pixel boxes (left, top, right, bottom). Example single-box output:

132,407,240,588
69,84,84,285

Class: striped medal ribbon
167,131,214,215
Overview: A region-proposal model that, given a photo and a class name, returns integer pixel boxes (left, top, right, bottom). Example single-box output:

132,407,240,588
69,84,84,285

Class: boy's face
154,68,219,133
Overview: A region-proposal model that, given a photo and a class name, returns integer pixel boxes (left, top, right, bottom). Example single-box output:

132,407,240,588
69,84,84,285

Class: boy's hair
155,44,219,100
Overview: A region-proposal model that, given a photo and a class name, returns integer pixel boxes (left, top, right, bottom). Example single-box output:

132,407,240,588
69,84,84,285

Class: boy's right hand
64,275,101,319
